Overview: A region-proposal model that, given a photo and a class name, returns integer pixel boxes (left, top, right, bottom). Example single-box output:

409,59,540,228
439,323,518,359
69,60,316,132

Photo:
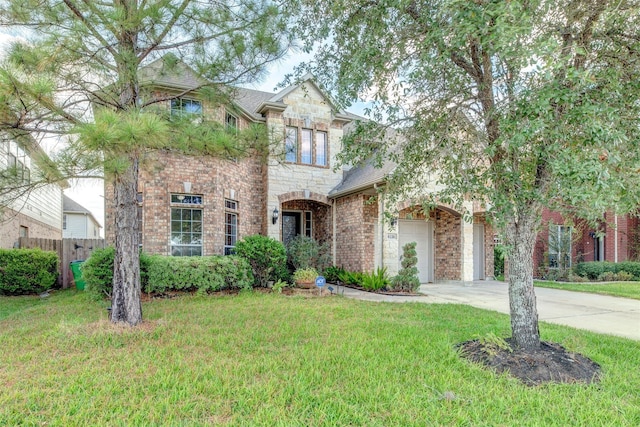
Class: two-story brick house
105,58,494,283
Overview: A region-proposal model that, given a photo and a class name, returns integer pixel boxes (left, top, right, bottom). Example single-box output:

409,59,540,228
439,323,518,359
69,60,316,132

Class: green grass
1,290,639,426
535,280,640,300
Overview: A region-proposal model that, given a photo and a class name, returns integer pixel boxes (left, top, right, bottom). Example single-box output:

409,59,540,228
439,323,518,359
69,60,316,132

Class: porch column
460,201,474,283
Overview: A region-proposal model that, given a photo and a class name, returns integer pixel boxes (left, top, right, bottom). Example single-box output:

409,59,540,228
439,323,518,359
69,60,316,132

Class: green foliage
361,267,390,292
234,235,288,287
82,247,116,299
338,270,364,286
290,0,640,347
574,261,640,281
83,248,253,298
293,267,319,283
271,279,290,293
324,265,346,283
145,255,253,294
83,248,152,300
494,244,506,278
0,249,58,295
390,242,420,292
285,235,332,272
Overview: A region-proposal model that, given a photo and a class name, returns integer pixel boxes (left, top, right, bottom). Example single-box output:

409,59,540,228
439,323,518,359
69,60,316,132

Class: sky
0,32,370,237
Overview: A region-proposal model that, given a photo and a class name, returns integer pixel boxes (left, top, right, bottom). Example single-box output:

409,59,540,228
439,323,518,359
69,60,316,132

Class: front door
282,212,302,247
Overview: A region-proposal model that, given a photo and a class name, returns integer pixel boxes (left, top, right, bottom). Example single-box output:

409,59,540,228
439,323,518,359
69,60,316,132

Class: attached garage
399,219,434,283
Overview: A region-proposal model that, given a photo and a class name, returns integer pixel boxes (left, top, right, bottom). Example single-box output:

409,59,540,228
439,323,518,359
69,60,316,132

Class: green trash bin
70,260,86,290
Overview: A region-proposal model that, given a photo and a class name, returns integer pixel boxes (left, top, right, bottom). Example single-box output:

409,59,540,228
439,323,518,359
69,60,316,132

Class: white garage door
473,223,485,280
399,220,434,283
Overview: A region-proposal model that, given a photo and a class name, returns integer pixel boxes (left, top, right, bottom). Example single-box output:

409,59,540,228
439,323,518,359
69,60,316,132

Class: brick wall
106,150,265,255
434,209,461,280
334,194,377,272
0,209,62,249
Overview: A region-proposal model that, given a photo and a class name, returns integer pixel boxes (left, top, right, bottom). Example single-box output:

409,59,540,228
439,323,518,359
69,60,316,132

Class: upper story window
225,112,238,132
285,127,297,163
171,98,202,117
285,127,328,167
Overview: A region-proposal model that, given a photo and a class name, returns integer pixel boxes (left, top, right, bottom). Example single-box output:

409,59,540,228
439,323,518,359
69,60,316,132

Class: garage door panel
399,220,433,283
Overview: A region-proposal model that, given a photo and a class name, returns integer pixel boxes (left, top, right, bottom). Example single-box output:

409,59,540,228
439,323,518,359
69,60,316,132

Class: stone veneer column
460,201,475,283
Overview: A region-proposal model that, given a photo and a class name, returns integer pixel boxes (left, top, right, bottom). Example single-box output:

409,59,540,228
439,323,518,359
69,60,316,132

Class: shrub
390,242,420,292
82,247,115,299
615,271,634,281
324,265,345,283
83,248,251,298
574,261,617,280
361,267,390,292
83,247,152,300
286,235,332,272
293,267,319,283
145,255,253,293
494,244,506,278
615,261,640,280
0,248,58,295
337,270,364,286
234,235,287,287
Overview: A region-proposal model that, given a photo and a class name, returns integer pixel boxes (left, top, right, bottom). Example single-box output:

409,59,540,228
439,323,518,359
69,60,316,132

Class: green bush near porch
82,247,253,298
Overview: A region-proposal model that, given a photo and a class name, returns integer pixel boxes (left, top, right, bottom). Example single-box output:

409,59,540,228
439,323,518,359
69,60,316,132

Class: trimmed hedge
82,247,254,299
574,261,640,281
146,255,253,293
0,248,59,295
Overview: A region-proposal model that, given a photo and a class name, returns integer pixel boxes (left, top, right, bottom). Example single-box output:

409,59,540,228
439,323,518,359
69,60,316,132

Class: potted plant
293,267,318,289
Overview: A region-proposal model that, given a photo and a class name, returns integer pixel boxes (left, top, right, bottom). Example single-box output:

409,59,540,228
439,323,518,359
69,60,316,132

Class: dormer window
171,98,202,116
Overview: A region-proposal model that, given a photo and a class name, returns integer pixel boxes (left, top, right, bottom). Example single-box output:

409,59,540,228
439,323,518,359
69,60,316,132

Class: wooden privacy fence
18,237,106,288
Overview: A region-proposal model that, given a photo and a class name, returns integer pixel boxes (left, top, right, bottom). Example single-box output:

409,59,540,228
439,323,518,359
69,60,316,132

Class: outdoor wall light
390,217,398,227
272,207,279,224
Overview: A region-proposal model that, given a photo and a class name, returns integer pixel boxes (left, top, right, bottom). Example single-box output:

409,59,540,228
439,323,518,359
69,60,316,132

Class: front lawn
535,280,640,300
1,290,639,426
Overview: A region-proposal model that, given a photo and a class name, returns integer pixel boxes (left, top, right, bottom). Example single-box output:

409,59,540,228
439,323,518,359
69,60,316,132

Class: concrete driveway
339,280,640,341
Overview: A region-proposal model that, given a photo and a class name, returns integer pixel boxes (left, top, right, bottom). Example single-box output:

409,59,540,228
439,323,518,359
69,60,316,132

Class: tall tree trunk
110,154,142,325
505,211,541,350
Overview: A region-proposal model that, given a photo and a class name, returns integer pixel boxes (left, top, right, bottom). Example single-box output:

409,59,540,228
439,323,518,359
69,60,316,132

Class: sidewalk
338,281,640,341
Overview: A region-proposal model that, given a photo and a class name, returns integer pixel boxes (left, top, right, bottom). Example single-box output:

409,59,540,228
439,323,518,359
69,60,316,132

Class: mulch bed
457,338,601,386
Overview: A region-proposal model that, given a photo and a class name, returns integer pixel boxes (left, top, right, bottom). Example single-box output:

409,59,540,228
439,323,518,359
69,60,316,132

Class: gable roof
63,195,101,228
329,156,396,198
139,56,208,91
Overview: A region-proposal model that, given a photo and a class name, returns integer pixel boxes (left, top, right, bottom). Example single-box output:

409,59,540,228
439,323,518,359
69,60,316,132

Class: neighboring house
104,58,494,283
534,209,639,276
0,134,68,248
63,195,102,239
